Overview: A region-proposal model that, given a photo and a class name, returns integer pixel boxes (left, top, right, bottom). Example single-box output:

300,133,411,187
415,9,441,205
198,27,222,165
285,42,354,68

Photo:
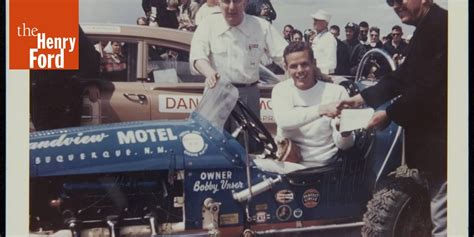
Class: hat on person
345,22,359,30
310,10,331,22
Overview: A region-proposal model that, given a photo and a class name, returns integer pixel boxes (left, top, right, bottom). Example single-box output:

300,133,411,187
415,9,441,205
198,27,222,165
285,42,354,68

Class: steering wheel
355,48,397,84
230,100,277,154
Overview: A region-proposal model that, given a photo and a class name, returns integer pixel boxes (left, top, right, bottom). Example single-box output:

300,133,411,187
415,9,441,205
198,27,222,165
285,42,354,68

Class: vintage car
29,49,431,237
29,24,282,133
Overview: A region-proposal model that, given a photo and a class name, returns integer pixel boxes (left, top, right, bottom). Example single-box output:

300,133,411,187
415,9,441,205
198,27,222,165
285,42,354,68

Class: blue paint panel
30,113,246,177
184,168,247,229
249,168,366,225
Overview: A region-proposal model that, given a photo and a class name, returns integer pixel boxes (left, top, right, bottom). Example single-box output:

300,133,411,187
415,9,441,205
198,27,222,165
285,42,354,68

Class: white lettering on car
117,128,178,144
192,171,243,193
30,133,109,150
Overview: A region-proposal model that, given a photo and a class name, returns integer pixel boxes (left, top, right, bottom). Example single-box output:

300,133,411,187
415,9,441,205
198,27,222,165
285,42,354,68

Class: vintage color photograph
5,0,468,236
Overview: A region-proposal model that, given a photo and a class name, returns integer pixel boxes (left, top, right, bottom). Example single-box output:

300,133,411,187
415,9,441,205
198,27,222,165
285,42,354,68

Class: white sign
158,95,274,122
340,108,375,132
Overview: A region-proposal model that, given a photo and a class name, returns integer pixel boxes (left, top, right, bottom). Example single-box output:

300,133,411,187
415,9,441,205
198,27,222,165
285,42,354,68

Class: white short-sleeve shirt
311,30,337,74
190,14,287,84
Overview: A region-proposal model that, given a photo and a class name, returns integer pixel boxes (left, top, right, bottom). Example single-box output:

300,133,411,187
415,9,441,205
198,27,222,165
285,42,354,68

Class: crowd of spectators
137,0,410,76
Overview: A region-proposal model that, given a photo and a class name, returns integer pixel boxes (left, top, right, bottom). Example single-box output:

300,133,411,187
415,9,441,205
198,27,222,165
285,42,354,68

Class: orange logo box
10,0,79,70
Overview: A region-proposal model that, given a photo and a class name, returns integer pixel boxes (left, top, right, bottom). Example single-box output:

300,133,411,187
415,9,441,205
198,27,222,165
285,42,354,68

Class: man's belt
232,81,258,88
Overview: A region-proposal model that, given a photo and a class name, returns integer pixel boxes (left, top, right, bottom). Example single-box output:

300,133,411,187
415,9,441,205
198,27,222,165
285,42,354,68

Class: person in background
178,0,200,31
383,25,408,66
102,41,127,74
94,40,111,58
368,26,383,49
338,0,447,235
30,26,101,130
194,0,221,26
158,0,180,29
303,28,315,43
329,25,340,38
190,0,287,118
310,9,337,74
245,0,276,23
142,0,167,26
330,25,350,75
282,24,294,43
358,21,370,47
343,22,367,75
272,41,354,167
290,29,303,42
137,16,149,26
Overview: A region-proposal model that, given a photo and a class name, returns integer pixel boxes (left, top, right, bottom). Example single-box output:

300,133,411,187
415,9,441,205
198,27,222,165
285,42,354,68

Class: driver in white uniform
272,41,355,168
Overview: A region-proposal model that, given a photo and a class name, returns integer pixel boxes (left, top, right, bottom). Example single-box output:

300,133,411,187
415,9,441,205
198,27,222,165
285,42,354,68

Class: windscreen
194,79,239,131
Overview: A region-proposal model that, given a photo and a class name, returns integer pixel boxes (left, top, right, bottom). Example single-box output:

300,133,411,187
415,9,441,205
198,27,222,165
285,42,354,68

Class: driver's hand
337,94,365,110
205,73,220,88
319,102,342,118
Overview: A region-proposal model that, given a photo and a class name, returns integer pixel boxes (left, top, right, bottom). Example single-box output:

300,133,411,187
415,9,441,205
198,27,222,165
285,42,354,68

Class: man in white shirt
190,0,287,117
272,41,354,167
310,9,337,74
194,0,221,26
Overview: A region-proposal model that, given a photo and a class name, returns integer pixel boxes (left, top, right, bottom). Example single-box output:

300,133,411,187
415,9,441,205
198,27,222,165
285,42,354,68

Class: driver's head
283,41,319,90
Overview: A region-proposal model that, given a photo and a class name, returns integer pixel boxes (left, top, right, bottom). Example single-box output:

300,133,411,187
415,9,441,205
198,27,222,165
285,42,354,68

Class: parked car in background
29,24,282,133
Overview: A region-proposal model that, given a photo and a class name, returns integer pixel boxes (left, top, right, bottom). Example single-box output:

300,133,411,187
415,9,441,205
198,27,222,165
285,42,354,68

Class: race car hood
30,113,246,177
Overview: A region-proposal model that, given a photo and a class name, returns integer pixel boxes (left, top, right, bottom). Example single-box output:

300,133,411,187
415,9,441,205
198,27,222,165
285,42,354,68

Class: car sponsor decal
180,131,208,156
30,132,109,150
275,189,294,204
302,189,320,208
192,171,244,194
255,211,269,224
276,205,292,222
158,94,274,122
259,98,273,123
33,146,168,165
255,203,268,211
117,128,178,144
293,208,303,219
158,94,201,113
220,213,239,225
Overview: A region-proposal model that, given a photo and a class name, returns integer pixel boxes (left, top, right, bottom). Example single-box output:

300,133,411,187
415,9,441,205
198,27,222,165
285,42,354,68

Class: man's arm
272,83,341,130
189,19,219,88
264,22,288,69
384,50,446,127
194,59,220,88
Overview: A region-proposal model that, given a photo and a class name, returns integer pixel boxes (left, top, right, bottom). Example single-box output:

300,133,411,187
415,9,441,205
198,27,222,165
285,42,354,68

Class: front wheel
361,178,432,237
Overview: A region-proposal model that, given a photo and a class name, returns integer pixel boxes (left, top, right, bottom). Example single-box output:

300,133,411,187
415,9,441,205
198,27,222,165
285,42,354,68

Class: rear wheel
361,178,432,237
